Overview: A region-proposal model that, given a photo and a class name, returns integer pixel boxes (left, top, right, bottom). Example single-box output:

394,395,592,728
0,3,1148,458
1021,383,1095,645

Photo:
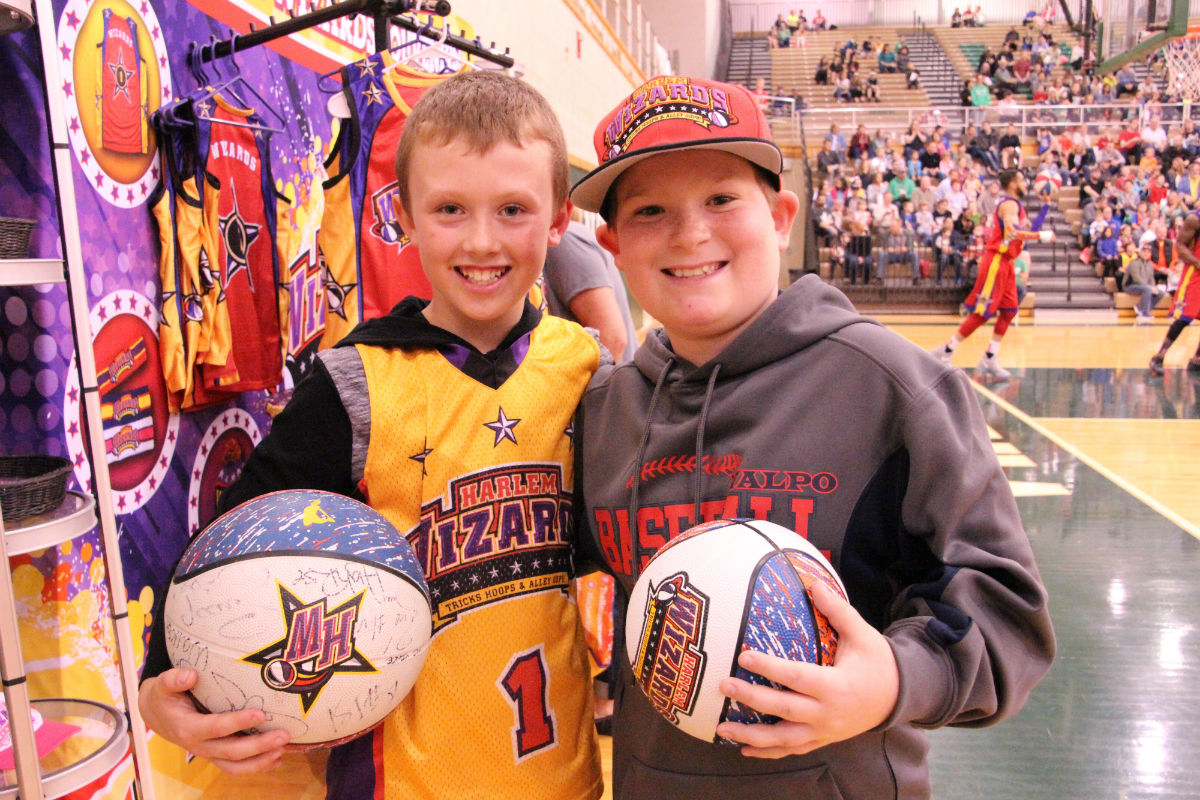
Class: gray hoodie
578,275,1054,799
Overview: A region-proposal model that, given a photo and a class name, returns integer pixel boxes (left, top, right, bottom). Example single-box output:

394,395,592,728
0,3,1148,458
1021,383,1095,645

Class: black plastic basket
0,456,72,523
0,217,35,259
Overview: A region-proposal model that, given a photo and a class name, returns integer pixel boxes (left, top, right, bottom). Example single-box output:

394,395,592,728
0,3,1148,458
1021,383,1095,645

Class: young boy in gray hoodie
570,75,1055,799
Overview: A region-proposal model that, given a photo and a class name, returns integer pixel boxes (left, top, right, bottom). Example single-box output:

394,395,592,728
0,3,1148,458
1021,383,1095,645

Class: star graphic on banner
356,59,378,79
409,440,433,476
59,42,71,61
219,193,261,290
109,58,134,100
484,407,520,446
362,83,384,106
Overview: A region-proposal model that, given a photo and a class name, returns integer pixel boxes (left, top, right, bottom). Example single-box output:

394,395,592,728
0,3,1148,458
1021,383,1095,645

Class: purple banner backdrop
0,6,340,793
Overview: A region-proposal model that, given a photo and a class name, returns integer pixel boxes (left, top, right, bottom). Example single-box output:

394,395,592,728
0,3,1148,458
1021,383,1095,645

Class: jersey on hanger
194,95,284,395
319,53,450,346
97,9,149,154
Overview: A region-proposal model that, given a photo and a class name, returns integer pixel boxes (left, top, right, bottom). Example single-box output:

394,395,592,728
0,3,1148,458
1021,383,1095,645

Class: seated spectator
786,8,800,32
951,7,963,27
864,69,881,102
873,191,900,231
973,5,986,26
1117,118,1142,162
889,162,916,203
878,43,897,73
968,120,1001,172
907,63,921,90
1013,51,1032,84
813,194,839,245
877,217,922,284
1176,161,1200,208
1095,224,1121,278
848,123,873,161
1004,27,1020,47
1065,141,1095,183
912,174,937,211
896,45,910,74
969,76,993,120
1139,146,1159,174
946,177,969,218
1120,243,1166,321
919,139,944,179
866,172,888,205
816,139,845,177
844,219,874,284
815,56,830,85
813,8,828,29
825,122,847,154
1080,164,1106,207
934,217,964,285
915,201,938,245
963,6,975,26
998,123,1023,169
833,73,852,102
849,73,867,102
829,233,848,279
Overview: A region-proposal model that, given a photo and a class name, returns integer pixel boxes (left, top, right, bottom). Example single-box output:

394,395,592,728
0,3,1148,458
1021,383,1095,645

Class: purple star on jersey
484,407,520,446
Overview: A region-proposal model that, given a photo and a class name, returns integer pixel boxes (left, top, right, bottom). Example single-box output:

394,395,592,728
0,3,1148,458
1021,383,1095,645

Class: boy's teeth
459,267,507,285
667,263,721,278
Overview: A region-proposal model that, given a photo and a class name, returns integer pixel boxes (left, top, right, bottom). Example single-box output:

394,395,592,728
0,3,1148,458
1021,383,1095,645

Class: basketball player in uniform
1149,212,1200,375
931,169,1054,379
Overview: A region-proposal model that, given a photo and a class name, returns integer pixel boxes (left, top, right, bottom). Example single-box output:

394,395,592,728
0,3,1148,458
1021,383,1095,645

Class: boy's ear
595,223,619,262
546,201,572,248
773,189,802,249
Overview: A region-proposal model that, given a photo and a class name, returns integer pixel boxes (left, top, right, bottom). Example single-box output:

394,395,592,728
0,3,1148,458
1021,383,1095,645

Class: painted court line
972,380,1200,542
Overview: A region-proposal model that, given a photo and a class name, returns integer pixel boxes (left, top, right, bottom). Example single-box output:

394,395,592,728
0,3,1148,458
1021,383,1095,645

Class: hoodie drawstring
693,364,721,523
628,358,722,578
629,357,674,579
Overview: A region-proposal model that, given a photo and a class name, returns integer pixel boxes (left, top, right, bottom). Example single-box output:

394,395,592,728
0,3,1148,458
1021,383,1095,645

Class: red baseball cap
570,75,783,213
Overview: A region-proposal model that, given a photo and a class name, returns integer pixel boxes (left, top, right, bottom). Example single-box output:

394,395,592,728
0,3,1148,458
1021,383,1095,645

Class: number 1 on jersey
498,645,557,762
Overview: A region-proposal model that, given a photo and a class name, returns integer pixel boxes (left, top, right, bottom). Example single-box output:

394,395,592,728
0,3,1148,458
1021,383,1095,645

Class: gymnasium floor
599,311,1200,799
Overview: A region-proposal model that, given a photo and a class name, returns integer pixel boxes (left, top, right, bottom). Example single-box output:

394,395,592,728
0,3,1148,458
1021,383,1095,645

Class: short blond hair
393,70,568,213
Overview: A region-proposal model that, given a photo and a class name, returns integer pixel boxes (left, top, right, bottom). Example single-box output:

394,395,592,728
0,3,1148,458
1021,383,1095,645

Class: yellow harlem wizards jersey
317,314,603,800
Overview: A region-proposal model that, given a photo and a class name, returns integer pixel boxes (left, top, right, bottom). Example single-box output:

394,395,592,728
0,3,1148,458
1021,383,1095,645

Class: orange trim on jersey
379,51,466,113
1173,264,1197,320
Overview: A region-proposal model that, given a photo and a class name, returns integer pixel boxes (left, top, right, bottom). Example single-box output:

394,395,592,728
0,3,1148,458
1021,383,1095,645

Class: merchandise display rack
0,0,155,797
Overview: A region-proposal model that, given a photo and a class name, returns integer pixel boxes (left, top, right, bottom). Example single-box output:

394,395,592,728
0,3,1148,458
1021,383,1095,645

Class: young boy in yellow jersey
571,75,1053,798
139,71,604,800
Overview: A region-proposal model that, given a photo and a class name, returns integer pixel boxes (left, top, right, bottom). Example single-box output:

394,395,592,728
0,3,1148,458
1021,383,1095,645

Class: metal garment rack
195,0,514,68
0,0,158,797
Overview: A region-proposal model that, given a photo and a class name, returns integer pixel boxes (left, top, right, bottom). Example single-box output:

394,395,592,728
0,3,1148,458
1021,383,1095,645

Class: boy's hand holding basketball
715,583,899,758
139,667,290,774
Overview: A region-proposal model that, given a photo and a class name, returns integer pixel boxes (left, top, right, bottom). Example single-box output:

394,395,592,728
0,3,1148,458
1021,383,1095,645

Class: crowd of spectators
961,25,1195,115
813,35,921,103
769,8,830,48
811,121,995,286
810,108,1200,303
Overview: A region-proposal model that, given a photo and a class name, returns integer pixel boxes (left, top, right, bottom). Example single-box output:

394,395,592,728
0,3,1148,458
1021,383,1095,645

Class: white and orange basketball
625,518,846,742
164,489,431,748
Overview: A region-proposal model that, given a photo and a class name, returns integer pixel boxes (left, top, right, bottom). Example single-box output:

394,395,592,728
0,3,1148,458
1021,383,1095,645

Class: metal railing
792,100,1200,143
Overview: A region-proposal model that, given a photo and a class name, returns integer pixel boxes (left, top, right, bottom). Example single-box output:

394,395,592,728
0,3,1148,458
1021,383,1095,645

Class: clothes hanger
191,34,286,135
396,21,475,74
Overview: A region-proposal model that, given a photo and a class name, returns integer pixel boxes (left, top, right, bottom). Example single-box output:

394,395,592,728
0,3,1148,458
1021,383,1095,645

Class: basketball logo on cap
601,77,738,162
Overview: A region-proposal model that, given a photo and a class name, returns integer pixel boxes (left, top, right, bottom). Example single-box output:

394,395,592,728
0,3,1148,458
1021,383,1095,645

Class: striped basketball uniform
195,95,283,396
97,9,148,154
318,54,448,347
317,313,603,800
963,195,1025,318
1170,213,1200,322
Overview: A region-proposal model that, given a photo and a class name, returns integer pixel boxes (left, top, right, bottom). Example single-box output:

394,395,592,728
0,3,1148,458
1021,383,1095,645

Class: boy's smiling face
597,149,797,366
397,137,568,352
